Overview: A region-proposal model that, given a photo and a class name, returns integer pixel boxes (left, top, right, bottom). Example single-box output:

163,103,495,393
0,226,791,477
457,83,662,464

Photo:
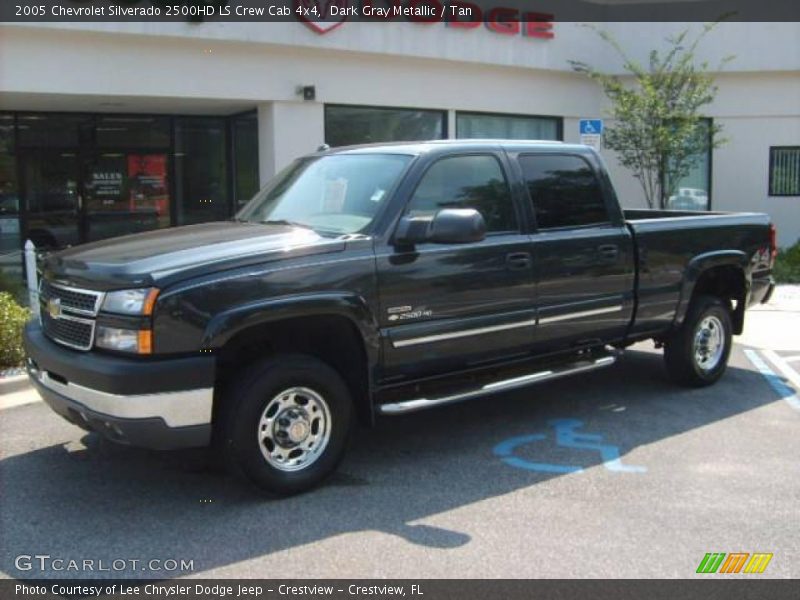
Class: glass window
237,153,411,235
0,114,22,284
174,117,229,225
84,152,171,243
519,154,609,229
232,112,260,208
95,116,169,149
325,105,445,147
22,151,81,249
769,147,800,196
16,115,85,249
16,113,91,149
457,112,560,141
407,155,517,233
666,118,712,211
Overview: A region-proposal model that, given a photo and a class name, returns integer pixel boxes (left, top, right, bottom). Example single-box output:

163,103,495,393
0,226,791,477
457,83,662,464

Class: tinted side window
519,154,609,229
407,155,517,232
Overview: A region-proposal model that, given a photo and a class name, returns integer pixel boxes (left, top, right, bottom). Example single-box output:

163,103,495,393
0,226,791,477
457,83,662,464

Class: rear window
518,154,609,229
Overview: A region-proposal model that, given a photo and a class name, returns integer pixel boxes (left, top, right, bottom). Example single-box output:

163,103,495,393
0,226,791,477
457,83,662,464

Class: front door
377,152,536,382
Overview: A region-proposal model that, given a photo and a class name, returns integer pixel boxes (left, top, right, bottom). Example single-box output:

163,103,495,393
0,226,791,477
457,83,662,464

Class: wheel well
691,265,746,334
214,315,372,425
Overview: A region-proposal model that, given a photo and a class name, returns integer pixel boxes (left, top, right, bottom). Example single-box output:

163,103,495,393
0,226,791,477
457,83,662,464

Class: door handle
597,244,619,259
506,252,532,270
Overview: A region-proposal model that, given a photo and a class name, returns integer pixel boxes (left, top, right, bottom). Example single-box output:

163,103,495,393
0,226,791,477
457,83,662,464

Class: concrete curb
0,374,30,395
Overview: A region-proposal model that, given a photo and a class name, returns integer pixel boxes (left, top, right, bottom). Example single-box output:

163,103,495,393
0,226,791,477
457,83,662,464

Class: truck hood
41,222,346,290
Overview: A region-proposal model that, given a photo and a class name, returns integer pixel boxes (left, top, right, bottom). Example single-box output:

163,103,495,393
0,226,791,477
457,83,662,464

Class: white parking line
782,354,800,363
762,349,800,392
743,348,800,412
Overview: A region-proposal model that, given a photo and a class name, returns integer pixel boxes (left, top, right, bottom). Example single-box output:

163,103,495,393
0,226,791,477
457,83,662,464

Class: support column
257,103,276,187
257,101,325,186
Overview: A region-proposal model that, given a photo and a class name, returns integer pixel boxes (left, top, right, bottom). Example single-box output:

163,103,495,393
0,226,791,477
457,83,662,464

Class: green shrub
773,240,800,284
0,269,27,305
0,292,30,368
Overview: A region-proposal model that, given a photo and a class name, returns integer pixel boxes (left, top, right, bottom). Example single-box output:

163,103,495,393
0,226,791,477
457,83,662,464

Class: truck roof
319,139,591,156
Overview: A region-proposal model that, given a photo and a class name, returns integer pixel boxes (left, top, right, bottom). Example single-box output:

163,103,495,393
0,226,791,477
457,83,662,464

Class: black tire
218,354,354,496
664,294,733,387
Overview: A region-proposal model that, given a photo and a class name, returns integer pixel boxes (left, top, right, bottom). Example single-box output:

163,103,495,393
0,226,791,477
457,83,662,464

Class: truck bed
622,208,773,339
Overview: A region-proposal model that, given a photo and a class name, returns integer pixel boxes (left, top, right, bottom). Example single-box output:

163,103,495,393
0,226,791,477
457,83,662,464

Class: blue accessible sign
579,119,604,150
579,119,604,135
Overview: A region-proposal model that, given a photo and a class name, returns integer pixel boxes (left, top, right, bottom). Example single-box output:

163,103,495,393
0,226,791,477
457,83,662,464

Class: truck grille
39,280,104,351
41,311,95,351
40,280,103,315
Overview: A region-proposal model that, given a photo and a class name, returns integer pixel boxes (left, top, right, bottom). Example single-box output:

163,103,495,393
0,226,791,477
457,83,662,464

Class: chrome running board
378,355,617,415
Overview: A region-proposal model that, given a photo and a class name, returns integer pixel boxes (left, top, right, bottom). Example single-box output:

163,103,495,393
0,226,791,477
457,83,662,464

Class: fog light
95,326,151,354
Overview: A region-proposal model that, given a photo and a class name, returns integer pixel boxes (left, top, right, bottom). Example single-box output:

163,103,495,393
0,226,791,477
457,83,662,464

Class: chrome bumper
27,359,213,450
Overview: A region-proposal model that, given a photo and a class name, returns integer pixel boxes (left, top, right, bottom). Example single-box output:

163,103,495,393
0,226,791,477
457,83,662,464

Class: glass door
20,150,82,250
83,151,170,243
17,113,90,250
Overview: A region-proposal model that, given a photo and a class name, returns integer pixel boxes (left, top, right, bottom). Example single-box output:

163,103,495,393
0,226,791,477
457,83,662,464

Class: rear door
515,152,635,352
376,151,536,381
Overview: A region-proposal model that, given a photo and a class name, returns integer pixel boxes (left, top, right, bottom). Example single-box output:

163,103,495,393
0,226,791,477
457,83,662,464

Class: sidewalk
738,285,800,352
0,370,37,410
0,384,40,410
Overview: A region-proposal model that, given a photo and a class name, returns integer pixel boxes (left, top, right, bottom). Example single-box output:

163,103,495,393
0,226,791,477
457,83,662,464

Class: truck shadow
0,347,788,577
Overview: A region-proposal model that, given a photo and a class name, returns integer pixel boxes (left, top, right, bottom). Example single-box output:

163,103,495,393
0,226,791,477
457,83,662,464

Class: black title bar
2,0,799,23
5,579,800,600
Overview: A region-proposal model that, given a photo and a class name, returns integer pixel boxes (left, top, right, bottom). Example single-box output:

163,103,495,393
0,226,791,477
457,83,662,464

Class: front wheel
219,354,354,495
664,295,733,387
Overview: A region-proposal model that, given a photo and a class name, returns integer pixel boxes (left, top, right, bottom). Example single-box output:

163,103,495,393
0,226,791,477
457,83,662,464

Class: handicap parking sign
580,119,603,135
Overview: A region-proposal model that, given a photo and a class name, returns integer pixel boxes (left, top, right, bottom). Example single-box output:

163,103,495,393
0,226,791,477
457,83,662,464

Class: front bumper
24,321,214,450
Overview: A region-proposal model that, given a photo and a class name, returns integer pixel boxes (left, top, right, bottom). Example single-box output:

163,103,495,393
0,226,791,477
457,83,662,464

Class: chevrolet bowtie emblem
47,297,62,319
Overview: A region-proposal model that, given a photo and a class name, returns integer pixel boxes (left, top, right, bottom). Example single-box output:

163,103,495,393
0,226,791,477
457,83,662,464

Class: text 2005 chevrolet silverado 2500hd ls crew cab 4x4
24,140,776,495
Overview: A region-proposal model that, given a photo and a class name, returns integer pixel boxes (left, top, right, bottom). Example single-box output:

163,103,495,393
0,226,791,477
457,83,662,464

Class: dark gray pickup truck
24,140,776,495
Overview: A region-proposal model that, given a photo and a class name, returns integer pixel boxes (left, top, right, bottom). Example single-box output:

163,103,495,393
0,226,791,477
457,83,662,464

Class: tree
570,23,732,209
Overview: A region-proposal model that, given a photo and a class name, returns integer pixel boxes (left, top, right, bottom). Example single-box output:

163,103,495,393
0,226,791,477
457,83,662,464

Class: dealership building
0,19,798,280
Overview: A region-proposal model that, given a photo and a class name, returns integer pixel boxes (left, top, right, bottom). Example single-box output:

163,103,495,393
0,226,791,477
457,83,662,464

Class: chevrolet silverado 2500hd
24,140,776,494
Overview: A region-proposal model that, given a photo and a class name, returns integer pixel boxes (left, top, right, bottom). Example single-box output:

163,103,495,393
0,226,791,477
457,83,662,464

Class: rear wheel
664,295,733,387
219,354,353,495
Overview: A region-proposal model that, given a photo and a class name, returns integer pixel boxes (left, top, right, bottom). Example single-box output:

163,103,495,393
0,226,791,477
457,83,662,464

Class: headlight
98,288,157,353
95,326,152,354
101,288,159,315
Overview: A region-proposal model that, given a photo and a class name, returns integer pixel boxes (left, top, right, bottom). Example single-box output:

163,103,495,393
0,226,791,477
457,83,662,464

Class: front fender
673,250,749,328
201,291,381,366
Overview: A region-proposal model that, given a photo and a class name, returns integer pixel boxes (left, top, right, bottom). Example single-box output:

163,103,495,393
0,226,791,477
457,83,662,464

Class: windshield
236,153,412,235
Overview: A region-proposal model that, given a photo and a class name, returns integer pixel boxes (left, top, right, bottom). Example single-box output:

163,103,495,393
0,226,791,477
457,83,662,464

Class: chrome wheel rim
693,315,725,372
257,386,331,472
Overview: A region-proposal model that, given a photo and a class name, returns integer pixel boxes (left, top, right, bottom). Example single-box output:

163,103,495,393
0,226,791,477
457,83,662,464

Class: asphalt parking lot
1,289,798,580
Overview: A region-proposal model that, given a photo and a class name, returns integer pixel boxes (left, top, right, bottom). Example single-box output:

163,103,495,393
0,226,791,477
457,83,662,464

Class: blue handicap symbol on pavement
493,418,646,474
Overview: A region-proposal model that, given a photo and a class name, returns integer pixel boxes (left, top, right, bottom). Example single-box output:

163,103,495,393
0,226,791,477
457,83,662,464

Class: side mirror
394,208,486,246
